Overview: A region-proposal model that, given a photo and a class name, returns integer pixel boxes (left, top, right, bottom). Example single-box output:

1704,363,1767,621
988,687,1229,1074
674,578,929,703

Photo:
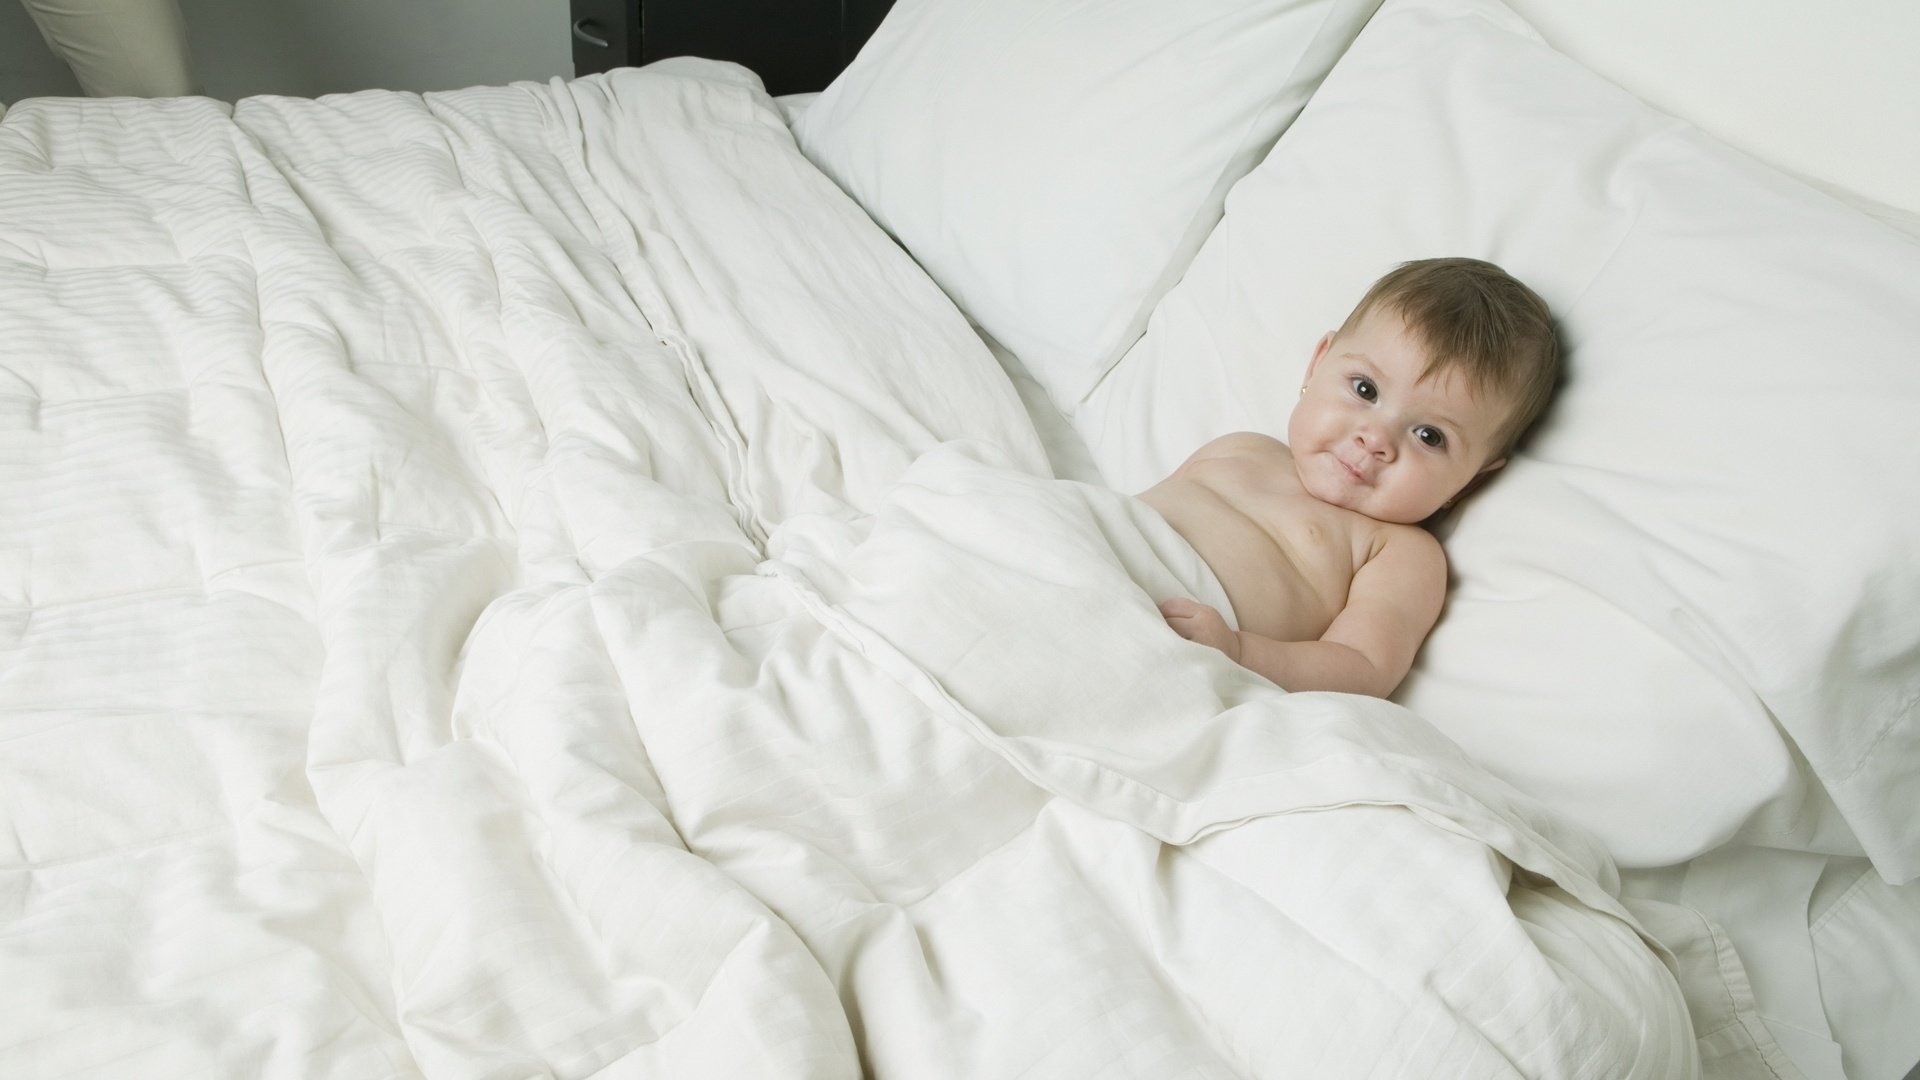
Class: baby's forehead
1414,361,1520,424
1415,358,1499,395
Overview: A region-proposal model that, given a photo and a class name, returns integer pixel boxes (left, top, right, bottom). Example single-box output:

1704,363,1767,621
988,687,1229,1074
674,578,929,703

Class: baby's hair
1340,258,1560,458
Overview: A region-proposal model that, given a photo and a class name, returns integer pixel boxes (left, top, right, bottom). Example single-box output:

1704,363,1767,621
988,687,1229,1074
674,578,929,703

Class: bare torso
1137,435,1409,643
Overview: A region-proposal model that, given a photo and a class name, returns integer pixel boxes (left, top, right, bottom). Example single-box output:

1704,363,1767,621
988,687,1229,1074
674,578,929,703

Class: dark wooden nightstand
569,0,895,95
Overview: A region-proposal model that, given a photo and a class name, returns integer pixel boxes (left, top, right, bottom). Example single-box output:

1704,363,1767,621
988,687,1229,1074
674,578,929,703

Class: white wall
2,0,573,103
1,0,80,99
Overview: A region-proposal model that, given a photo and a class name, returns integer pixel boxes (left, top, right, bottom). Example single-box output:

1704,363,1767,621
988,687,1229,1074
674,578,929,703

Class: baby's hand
1159,598,1241,662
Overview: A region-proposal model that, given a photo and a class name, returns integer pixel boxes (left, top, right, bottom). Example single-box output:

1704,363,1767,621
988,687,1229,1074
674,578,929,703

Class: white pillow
793,0,1383,412
1076,0,1920,878
1500,0,1920,231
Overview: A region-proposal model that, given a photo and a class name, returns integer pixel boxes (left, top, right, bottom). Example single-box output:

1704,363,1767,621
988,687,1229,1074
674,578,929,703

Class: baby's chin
1303,475,1439,524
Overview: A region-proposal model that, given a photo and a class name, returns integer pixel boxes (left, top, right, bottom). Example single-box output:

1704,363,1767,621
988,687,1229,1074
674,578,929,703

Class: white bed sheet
1622,853,1920,1080
0,60,1735,1079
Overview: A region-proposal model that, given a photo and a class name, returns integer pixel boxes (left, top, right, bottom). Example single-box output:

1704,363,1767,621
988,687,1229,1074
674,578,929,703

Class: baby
1139,257,1559,697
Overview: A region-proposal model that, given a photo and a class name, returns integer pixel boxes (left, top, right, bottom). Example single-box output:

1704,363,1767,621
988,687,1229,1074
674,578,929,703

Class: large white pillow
1501,0,1920,234
1075,0,1920,878
793,0,1383,412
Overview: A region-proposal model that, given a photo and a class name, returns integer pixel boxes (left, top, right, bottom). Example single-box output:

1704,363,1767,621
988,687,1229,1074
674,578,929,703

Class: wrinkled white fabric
2,61,1699,1078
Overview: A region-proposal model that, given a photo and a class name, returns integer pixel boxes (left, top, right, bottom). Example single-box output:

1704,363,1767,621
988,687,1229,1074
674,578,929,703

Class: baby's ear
1448,458,1506,509
1305,331,1336,380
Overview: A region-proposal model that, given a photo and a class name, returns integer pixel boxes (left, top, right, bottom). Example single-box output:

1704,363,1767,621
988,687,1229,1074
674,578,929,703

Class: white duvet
1,62,1704,1078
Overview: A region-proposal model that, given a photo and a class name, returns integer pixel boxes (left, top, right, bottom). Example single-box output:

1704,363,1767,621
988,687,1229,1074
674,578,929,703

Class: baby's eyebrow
1339,351,1383,378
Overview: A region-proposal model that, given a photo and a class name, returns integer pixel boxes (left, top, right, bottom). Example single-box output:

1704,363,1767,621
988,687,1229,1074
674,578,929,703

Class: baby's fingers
1159,597,1202,619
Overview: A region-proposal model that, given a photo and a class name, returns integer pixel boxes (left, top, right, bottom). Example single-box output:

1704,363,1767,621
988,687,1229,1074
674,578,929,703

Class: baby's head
1288,258,1559,524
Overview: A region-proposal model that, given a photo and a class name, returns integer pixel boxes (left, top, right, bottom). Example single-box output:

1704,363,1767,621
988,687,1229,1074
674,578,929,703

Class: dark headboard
570,0,899,96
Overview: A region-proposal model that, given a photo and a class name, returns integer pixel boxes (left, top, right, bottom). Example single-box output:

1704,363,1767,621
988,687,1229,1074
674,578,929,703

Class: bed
2,1,1915,1078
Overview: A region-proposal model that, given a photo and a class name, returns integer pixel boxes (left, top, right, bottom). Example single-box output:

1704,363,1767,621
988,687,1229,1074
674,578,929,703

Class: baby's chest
1219,501,1371,639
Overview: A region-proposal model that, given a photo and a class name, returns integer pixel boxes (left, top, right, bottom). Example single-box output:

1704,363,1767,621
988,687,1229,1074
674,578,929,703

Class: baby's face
1286,308,1512,524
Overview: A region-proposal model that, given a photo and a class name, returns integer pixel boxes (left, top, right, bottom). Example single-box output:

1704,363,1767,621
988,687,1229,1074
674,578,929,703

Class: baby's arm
1200,529,1446,697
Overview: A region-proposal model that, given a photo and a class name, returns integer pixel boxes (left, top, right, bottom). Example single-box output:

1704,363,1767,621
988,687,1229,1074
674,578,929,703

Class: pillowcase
1075,0,1920,878
793,0,1384,413
1498,0,1920,231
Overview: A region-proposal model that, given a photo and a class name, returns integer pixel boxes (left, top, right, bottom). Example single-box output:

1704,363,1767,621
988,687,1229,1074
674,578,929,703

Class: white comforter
0,62,1698,1078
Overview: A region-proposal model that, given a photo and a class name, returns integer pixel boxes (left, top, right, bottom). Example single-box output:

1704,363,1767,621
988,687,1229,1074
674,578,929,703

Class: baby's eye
1350,377,1377,402
1415,425,1447,450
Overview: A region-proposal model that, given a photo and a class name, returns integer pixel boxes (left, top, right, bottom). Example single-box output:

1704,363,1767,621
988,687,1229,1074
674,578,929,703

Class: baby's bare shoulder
1185,430,1289,466
1360,521,1448,580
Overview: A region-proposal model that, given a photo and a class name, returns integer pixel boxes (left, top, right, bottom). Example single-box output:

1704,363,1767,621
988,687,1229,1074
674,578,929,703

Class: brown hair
1340,257,1560,458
